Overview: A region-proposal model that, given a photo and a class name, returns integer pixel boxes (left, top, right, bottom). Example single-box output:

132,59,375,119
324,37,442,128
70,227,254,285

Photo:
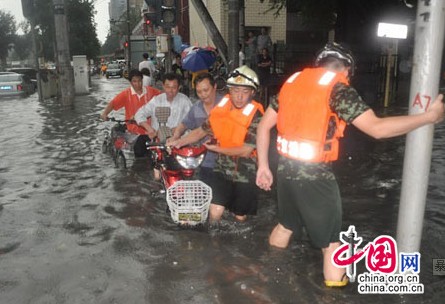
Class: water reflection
0,78,443,303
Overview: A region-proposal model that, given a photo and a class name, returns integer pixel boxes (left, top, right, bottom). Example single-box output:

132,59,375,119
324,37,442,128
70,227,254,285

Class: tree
261,0,411,35
25,0,101,63
0,10,17,69
66,0,101,59
101,4,144,57
11,21,32,61
101,33,121,56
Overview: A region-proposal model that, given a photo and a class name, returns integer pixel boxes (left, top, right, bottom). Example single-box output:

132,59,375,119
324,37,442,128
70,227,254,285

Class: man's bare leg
269,223,293,248
209,203,225,223
234,215,247,222
322,242,346,283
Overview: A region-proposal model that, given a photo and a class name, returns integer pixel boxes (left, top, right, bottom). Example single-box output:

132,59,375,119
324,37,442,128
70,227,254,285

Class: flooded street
0,77,444,304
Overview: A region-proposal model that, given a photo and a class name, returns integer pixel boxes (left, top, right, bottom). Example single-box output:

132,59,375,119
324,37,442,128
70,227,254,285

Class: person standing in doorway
245,31,257,69
256,27,272,55
239,44,246,67
257,48,272,102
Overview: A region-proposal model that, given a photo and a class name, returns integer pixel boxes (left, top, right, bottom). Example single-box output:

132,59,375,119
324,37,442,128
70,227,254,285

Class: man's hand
166,135,180,145
147,128,157,140
100,112,108,121
203,142,219,152
427,94,445,123
168,138,185,148
256,166,273,191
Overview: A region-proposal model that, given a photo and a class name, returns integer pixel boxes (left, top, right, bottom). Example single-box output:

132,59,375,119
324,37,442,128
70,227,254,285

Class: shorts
277,176,342,248
198,166,214,186
209,172,258,216
133,135,150,157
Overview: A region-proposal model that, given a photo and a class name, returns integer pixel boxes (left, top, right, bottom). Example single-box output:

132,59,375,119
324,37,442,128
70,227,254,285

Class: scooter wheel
115,151,127,169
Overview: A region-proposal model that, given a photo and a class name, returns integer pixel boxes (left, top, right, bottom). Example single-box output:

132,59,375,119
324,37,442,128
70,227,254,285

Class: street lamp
377,22,408,107
377,22,408,39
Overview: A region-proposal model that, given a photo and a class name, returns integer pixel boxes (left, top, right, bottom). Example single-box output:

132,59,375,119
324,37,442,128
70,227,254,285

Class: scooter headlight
175,153,205,169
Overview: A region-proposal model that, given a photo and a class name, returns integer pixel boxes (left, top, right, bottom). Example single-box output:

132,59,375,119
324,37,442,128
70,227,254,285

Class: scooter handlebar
107,117,137,124
146,141,168,150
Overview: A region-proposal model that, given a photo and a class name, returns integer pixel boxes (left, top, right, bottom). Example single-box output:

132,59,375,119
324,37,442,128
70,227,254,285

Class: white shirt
142,75,152,87
239,51,245,66
138,60,156,77
135,92,192,131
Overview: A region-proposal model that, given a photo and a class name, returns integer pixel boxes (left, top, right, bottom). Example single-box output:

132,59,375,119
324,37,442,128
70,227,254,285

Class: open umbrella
180,43,191,51
181,46,199,59
182,49,216,72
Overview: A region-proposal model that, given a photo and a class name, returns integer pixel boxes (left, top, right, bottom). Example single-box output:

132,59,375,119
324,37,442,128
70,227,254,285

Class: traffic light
123,41,129,48
159,0,177,28
144,12,158,27
144,0,160,27
144,0,176,28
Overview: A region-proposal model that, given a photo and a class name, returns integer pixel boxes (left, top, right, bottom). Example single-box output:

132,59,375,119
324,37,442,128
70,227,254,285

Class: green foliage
0,10,17,67
33,0,56,60
66,0,101,59
260,0,336,29
259,0,286,17
101,34,121,56
12,33,33,61
12,0,101,62
295,0,337,30
101,6,143,56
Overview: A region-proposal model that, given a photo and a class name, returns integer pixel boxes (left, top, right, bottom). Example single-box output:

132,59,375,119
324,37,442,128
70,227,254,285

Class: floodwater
0,77,444,304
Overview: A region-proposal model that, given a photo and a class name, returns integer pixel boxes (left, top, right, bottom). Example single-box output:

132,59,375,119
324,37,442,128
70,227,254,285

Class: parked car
0,74,35,98
105,63,123,78
7,68,38,90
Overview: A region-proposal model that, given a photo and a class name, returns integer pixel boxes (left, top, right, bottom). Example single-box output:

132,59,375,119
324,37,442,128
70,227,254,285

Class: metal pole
239,0,245,53
165,35,172,73
29,2,43,102
190,0,229,66
126,0,132,70
396,0,445,253
383,43,392,108
228,0,239,72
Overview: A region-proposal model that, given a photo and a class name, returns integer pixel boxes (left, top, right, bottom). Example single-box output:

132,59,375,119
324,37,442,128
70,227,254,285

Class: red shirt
111,86,161,134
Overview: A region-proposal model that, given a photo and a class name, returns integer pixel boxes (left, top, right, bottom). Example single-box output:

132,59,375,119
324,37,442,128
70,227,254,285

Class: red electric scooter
147,107,212,226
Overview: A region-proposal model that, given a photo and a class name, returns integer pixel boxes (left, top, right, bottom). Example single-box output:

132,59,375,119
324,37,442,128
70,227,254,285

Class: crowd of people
100,42,445,288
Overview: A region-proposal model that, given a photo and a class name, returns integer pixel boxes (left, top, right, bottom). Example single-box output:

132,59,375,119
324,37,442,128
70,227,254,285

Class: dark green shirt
270,82,370,180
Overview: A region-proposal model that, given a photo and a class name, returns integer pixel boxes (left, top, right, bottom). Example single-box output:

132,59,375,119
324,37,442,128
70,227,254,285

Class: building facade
188,0,286,48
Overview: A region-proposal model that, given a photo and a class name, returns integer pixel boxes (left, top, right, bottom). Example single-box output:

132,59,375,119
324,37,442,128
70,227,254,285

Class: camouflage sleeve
330,83,370,124
244,111,263,147
269,95,279,112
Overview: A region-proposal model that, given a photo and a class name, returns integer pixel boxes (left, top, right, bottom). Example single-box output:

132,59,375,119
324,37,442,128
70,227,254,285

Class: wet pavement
0,76,444,304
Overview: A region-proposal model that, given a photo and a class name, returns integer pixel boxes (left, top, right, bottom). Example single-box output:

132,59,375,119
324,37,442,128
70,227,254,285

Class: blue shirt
181,94,223,168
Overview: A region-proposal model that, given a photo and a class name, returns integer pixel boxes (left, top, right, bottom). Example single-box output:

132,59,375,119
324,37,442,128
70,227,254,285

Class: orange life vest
276,67,348,163
209,94,264,148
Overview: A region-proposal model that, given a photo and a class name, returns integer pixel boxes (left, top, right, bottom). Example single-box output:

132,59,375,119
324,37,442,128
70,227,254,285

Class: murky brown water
0,77,443,303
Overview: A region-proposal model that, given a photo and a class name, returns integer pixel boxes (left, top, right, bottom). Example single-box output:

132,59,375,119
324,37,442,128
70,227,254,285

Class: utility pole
239,0,245,64
190,0,228,67
22,0,43,101
126,0,132,70
227,0,239,72
30,17,43,102
53,0,75,106
396,0,445,252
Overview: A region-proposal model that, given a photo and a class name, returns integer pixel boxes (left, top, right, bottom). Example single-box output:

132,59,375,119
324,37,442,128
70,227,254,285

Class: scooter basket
166,180,212,225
